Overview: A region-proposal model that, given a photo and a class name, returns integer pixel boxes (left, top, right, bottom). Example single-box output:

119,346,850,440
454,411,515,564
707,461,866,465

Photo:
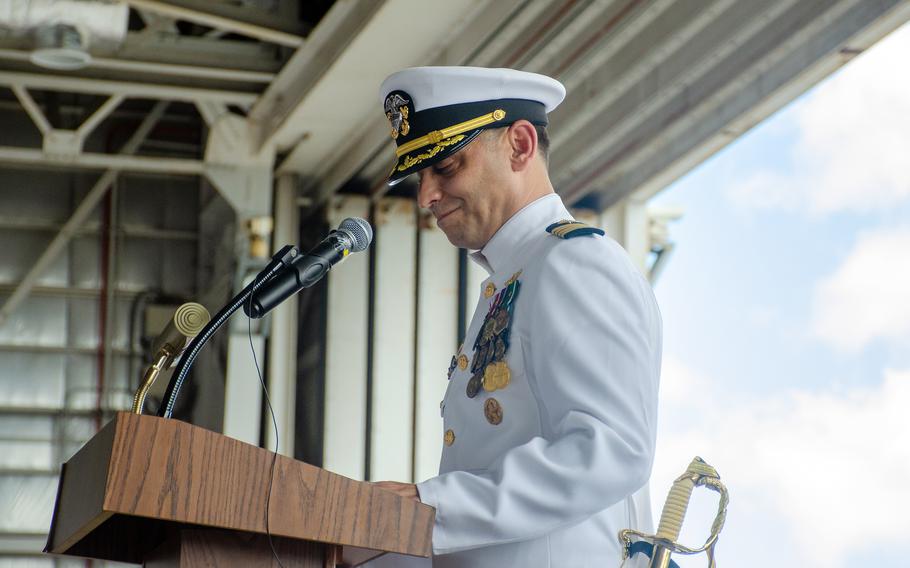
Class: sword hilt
619,456,729,568
656,456,718,541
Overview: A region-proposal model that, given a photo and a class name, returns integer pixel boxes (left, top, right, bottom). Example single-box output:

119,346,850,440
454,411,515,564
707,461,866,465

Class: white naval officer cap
379,66,566,185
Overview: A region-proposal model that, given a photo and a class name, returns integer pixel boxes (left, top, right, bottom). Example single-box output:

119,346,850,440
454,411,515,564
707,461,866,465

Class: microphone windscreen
339,217,373,252
152,302,211,354
173,302,210,338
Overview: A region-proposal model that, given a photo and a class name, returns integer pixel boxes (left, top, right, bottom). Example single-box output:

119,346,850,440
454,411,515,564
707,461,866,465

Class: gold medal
484,282,496,298
484,398,503,425
457,354,468,370
496,362,511,389
444,429,456,446
483,361,511,392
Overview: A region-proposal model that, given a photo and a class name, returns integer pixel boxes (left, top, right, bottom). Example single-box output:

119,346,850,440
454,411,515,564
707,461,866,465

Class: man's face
416,131,516,250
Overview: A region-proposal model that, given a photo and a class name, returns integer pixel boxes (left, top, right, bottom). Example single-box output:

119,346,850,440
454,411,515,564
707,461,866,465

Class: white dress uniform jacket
375,193,662,568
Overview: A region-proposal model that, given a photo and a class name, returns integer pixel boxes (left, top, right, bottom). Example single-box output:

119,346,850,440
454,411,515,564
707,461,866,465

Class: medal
483,361,511,392
466,372,483,398
467,273,522,400
484,398,503,425
494,336,507,360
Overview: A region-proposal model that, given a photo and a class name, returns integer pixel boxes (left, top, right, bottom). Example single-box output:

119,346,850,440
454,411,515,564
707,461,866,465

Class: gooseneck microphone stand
156,245,298,419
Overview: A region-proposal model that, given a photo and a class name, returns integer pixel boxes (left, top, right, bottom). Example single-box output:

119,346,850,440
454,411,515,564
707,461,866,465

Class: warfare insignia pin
447,354,457,381
384,92,411,139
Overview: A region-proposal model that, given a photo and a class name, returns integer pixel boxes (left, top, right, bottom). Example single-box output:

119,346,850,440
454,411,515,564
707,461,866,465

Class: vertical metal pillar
414,213,459,482
322,196,371,480
601,197,651,275
265,174,300,456
369,197,417,482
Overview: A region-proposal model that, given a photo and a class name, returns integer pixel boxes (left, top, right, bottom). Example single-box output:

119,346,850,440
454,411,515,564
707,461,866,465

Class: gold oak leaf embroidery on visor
397,134,466,172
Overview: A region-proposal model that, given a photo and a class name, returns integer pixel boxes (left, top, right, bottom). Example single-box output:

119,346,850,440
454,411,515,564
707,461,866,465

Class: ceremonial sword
619,456,729,568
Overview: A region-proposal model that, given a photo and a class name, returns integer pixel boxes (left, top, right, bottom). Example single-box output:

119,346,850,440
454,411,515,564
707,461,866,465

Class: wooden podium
45,412,434,567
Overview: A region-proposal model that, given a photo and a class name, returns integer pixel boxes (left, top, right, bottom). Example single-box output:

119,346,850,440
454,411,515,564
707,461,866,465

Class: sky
645,21,910,568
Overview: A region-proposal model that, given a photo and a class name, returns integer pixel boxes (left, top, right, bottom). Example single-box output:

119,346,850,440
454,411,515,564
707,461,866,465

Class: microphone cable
246,276,286,568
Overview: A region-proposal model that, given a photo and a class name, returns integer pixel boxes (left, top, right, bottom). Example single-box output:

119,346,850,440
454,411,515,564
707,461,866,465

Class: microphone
131,302,211,414
244,217,373,319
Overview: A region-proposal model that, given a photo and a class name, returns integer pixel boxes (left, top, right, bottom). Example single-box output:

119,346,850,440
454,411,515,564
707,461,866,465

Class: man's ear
506,120,538,172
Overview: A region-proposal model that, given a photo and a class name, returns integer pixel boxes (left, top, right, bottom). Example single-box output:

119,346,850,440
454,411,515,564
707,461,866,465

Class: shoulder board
545,219,605,239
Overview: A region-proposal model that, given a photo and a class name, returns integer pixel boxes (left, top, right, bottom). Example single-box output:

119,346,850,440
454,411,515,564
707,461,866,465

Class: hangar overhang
0,0,904,211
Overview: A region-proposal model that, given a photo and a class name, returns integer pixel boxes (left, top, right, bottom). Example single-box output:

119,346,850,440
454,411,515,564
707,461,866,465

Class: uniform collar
469,193,571,276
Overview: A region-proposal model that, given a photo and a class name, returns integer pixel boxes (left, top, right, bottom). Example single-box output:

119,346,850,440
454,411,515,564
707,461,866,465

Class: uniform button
444,429,456,446
457,354,469,370
483,282,496,298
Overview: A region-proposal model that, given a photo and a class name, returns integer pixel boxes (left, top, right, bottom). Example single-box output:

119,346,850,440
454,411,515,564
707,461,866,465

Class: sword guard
619,457,728,567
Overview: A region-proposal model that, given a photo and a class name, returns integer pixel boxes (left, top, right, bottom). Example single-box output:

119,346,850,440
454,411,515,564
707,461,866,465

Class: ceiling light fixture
30,24,92,71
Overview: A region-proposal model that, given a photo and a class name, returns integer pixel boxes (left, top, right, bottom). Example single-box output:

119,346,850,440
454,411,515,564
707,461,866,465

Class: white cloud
652,358,910,568
729,23,910,214
811,227,910,351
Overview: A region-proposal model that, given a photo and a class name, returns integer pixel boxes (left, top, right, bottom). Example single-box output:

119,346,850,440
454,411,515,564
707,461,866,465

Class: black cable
157,246,297,418
247,284,286,568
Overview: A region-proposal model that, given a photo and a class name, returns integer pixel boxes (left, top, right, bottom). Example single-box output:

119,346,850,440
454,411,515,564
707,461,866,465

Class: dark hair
535,124,550,163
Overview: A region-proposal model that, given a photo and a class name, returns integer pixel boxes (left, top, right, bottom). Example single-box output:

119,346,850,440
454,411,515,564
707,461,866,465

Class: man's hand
374,481,420,501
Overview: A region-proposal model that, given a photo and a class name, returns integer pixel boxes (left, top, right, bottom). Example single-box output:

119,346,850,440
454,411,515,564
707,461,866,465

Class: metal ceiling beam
547,0,737,151
121,0,306,47
109,33,283,72
0,48,275,83
331,0,611,203
356,0,612,201
0,102,169,326
0,146,204,175
0,33,283,74
553,0,910,206
10,85,52,136
0,70,258,106
268,0,493,176
249,0,386,153
549,0,803,191
307,0,528,204
585,0,910,207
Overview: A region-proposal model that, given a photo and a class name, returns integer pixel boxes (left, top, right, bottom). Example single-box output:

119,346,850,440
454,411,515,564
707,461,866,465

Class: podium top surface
46,412,433,564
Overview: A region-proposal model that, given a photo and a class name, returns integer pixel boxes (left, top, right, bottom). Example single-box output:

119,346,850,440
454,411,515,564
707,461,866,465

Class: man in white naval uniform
372,67,662,568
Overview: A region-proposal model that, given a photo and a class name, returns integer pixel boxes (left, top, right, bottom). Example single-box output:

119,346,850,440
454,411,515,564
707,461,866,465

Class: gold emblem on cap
397,135,465,172
482,361,511,392
484,398,503,425
492,109,506,121
427,130,443,144
484,282,496,298
388,105,410,139
444,429,456,446
458,354,469,370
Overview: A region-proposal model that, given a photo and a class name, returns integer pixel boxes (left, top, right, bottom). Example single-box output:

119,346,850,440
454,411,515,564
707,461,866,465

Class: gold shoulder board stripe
546,220,605,239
